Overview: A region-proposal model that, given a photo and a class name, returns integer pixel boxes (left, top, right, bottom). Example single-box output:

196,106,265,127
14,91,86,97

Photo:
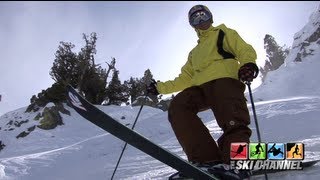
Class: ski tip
66,84,75,91
66,84,88,112
66,84,76,100
66,84,82,95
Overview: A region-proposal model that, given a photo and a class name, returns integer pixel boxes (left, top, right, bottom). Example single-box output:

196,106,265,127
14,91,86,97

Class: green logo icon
249,143,267,160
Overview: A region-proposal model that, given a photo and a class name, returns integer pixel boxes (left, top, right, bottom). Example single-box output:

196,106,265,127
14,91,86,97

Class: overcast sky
0,1,319,115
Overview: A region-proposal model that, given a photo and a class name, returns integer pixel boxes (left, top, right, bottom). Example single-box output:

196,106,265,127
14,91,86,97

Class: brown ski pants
168,78,252,164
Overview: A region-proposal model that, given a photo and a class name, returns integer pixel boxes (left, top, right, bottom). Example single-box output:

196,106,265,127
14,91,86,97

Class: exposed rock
6,120,13,126
5,128,14,131
37,106,64,130
27,125,36,132
34,113,41,121
34,103,70,130
16,125,37,139
16,131,30,139
0,141,5,152
14,119,29,127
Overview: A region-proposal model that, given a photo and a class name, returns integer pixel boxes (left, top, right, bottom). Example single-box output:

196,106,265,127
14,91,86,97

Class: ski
66,85,219,180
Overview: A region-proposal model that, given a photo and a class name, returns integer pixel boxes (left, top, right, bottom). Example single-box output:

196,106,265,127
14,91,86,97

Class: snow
1,97,320,180
1,4,320,180
253,3,320,101
253,52,320,101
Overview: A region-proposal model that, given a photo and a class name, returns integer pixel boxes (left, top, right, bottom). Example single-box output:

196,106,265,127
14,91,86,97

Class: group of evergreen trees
27,32,157,111
26,32,290,112
260,34,290,81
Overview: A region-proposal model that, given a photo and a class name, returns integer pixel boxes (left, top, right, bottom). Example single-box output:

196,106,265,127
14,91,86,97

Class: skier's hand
147,79,160,95
238,63,259,83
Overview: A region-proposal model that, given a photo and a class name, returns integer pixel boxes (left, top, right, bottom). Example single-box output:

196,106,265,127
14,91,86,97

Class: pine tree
105,69,129,105
141,69,153,87
141,69,158,103
50,42,78,86
49,32,108,104
124,77,143,104
76,33,97,92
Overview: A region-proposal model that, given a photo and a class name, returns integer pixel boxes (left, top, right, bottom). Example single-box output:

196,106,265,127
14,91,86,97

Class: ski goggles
189,10,211,27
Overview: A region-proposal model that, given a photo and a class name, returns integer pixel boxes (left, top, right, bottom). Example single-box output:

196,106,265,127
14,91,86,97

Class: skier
147,4,258,179
233,144,246,158
255,143,264,154
268,143,283,157
292,145,302,158
251,143,264,157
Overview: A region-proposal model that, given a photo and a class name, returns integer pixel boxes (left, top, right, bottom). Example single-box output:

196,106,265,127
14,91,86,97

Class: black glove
238,63,259,82
147,79,159,95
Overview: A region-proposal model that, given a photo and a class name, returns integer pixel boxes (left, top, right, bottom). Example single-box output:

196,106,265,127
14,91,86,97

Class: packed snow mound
254,5,320,101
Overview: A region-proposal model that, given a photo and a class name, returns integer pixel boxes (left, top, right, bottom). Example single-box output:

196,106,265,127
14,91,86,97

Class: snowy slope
0,98,320,180
254,4,320,101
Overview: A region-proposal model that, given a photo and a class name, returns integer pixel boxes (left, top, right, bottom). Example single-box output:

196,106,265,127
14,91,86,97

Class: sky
0,1,319,116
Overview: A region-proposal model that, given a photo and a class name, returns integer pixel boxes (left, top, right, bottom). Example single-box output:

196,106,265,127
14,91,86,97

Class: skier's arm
223,27,257,66
156,55,194,94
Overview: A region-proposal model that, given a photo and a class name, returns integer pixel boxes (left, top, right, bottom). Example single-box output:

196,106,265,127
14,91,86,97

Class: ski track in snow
0,133,109,179
116,96,320,180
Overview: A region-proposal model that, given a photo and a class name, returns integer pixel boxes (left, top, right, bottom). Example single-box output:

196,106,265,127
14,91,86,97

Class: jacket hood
195,25,215,43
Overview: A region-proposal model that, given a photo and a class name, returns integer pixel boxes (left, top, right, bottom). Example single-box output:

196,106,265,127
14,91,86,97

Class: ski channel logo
230,142,304,170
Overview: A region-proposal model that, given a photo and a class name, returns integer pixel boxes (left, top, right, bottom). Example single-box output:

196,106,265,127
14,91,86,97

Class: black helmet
188,5,213,27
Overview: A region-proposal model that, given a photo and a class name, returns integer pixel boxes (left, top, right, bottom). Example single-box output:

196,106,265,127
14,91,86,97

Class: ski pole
246,82,262,142
245,81,268,180
111,95,148,180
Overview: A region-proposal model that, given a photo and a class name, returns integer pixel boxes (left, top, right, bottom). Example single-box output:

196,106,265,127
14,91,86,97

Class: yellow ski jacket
156,24,257,94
